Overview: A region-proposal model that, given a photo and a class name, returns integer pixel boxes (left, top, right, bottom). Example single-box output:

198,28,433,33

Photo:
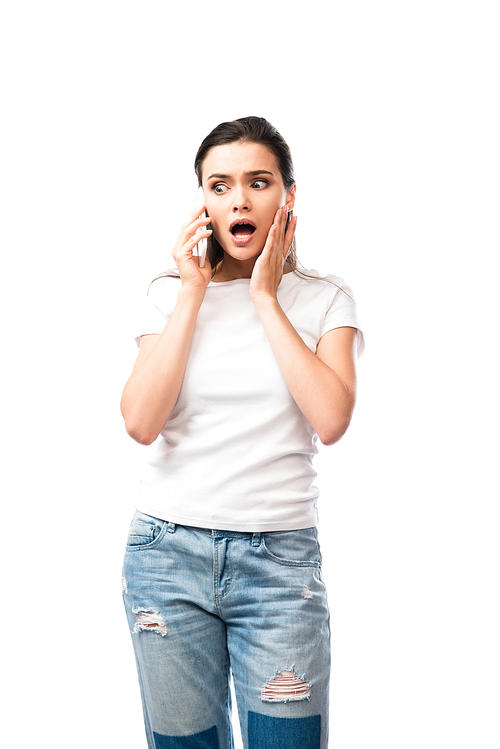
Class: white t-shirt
133,269,364,531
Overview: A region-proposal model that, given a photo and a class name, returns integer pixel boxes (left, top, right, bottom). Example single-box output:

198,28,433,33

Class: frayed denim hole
261,667,311,703
132,608,167,636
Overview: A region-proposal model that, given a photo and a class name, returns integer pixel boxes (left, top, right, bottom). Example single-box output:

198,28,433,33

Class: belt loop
252,532,261,547
167,522,176,534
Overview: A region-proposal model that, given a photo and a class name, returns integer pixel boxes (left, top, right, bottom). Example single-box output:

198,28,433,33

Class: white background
1,1,498,747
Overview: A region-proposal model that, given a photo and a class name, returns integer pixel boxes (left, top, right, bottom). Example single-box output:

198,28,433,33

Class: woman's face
201,141,296,266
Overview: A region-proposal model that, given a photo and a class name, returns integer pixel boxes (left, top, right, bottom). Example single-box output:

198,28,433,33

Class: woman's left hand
249,205,297,303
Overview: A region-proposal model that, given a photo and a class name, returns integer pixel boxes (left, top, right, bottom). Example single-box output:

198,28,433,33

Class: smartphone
196,213,208,268
194,189,208,268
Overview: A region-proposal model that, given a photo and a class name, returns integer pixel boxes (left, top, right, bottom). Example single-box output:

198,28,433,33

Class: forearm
253,297,355,445
120,287,205,444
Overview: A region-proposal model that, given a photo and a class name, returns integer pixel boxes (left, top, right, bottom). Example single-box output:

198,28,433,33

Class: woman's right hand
172,206,213,291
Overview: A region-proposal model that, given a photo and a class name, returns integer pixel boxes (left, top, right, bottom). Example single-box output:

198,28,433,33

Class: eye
213,183,228,194
251,180,268,189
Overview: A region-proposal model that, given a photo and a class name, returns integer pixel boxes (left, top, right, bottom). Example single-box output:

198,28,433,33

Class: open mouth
229,219,257,246
230,220,256,238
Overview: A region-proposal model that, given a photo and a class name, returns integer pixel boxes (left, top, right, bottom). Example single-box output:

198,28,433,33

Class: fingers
183,204,207,228
179,225,212,258
176,208,212,250
284,214,298,257
267,205,297,259
186,214,212,239
172,206,213,271
180,206,211,237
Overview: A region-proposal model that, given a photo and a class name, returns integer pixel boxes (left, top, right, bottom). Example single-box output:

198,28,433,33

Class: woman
121,116,364,749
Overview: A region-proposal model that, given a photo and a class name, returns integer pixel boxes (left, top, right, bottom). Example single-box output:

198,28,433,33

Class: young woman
120,116,364,749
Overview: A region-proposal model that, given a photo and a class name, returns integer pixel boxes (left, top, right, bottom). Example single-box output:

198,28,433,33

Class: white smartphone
193,189,208,268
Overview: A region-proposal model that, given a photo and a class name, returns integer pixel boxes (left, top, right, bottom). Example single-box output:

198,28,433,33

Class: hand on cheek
249,205,297,303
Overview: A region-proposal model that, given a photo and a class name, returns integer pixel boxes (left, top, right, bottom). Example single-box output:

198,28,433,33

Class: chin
218,235,263,260
229,246,264,262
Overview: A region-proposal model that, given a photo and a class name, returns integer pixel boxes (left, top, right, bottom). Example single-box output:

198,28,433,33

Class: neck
213,254,257,282
212,254,294,283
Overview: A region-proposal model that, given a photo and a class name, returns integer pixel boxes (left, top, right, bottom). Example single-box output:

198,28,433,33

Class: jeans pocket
260,528,322,568
125,511,168,551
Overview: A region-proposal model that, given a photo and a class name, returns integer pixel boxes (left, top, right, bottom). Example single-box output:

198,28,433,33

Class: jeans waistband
181,524,262,545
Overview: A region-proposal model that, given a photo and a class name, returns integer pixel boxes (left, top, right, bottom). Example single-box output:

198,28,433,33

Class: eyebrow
206,170,275,181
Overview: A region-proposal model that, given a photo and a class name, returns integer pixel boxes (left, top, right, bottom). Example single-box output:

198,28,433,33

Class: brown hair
194,116,297,275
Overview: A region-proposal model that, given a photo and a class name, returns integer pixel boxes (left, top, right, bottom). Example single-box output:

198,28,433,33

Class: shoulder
284,269,357,303
148,271,181,293
284,269,364,356
147,272,182,307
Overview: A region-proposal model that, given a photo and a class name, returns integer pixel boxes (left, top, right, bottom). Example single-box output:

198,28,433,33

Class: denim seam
213,539,233,615
260,539,321,568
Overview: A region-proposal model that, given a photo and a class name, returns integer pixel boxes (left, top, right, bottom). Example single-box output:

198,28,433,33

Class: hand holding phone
193,189,208,268
195,211,208,268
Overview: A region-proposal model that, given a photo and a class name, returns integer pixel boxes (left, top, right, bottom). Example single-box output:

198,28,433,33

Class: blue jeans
122,511,331,748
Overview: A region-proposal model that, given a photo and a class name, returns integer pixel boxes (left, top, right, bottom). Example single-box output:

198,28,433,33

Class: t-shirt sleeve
134,275,181,347
320,276,365,357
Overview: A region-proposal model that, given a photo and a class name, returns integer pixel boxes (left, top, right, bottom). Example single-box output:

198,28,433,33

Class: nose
232,186,250,212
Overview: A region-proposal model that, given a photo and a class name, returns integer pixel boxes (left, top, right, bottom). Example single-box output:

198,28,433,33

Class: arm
120,207,212,445
253,300,357,445
120,287,206,445
250,207,358,446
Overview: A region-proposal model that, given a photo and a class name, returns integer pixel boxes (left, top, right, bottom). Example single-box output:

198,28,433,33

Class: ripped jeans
122,511,331,749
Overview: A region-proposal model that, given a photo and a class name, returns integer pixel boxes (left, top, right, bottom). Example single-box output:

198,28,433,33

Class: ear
286,184,296,212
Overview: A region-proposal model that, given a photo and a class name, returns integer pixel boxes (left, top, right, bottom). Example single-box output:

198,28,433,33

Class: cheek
261,202,281,228
204,197,223,224
203,201,219,228
263,189,285,215
208,214,223,238
204,207,227,247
